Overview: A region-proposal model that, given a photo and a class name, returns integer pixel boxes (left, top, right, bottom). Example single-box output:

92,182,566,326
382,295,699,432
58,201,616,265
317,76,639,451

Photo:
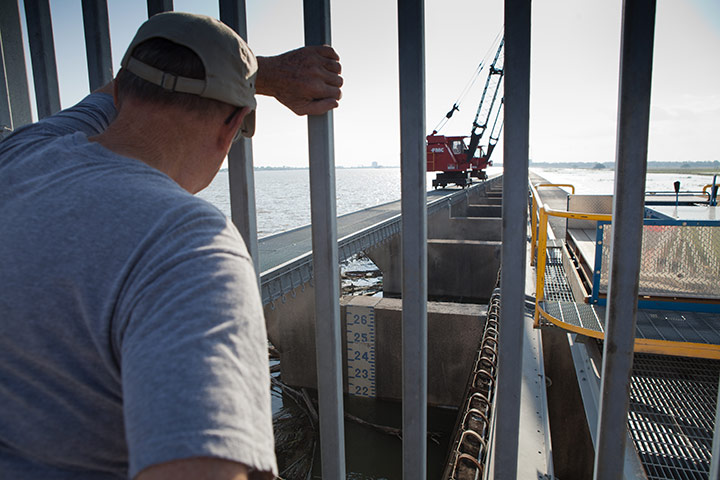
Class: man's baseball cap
120,12,257,138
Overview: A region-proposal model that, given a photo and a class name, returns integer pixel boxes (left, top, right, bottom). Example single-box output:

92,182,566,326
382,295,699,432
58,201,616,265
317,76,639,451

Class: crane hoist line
427,36,504,189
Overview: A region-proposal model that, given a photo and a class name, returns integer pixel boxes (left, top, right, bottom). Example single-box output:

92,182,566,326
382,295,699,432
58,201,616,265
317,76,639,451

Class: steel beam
593,1,657,479
24,0,60,118
303,1,346,478
219,0,260,281
397,0,428,477
146,0,172,18
0,0,32,128
493,0,531,477
81,0,113,92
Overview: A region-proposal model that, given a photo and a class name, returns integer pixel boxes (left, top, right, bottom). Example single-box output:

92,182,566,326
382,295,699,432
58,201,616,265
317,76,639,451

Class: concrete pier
279,295,487,407
263,177,504,405
367,180,503,303
366,237,501,302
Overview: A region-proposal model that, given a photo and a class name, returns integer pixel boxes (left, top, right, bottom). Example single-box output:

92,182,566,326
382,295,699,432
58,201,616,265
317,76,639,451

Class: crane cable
431,28,504,135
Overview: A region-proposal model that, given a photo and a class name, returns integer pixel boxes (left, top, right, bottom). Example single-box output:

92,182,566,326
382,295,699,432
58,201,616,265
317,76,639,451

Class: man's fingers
322,58,342,75
313,84,342,101
302,98,340,116
308,45,342,74
323,73,343,88
312,44,340,61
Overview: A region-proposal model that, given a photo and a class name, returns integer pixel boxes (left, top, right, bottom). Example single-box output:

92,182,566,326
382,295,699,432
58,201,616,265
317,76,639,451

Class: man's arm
135,457,249,480
135,457,272,480
96,45,342,117
256,45,343,116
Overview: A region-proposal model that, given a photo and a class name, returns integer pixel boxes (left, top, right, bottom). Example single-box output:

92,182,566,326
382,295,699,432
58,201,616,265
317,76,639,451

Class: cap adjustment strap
125,57,205,95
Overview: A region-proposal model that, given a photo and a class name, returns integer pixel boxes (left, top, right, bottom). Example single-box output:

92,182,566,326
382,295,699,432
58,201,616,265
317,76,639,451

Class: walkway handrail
529,182,575,266
536,183,576,194
533,204,612,328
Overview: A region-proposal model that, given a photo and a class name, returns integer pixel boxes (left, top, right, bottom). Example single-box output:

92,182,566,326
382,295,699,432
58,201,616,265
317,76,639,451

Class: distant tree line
528,160,720,170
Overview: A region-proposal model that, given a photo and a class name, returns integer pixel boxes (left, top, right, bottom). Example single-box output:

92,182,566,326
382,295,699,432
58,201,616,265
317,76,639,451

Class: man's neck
89,102,221,193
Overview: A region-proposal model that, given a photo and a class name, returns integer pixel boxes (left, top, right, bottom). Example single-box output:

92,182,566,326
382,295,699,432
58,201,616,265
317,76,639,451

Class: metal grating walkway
542,246,575,303
629,354,720,480
538,225,720,478
541,301,720,346
539,246,720,358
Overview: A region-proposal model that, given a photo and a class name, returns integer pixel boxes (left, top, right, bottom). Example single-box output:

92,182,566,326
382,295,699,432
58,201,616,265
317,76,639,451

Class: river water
198,166,716,235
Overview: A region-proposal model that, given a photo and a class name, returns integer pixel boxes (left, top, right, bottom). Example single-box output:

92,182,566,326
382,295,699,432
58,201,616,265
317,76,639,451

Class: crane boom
426,36,504,189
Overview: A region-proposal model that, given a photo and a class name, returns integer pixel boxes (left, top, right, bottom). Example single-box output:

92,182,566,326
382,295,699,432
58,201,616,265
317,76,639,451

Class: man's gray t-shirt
0,93,276,478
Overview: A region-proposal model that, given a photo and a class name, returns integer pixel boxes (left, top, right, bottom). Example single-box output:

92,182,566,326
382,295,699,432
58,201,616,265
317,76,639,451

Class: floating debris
341,253,383,296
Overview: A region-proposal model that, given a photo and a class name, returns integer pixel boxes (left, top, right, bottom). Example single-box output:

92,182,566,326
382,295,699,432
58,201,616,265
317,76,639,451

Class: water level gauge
346,305,376,398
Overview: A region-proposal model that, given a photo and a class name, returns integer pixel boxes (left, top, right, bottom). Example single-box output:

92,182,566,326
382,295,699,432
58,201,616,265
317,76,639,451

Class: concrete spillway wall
368,179,503,303
267,177,504,407
278,296,486,407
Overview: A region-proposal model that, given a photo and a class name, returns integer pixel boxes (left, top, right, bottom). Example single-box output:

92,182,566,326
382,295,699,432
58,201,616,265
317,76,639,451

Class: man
0,12,342,480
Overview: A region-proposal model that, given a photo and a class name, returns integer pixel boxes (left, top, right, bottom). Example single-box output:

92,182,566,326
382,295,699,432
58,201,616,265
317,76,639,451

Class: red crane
427,37,504,189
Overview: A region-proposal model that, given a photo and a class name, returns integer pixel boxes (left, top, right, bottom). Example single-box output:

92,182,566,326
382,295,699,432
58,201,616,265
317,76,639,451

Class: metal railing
529,182,576,266
529,182,613,329
9,0,714,479
1,0,434,477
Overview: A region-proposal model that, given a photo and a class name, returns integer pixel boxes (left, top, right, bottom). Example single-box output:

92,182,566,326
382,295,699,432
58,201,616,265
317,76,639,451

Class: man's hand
256,45,343,116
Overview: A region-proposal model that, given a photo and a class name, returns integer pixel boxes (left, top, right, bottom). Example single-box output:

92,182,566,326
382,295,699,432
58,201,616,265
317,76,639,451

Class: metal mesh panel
599,224,720,300
629,354,720,480
566,195,613,230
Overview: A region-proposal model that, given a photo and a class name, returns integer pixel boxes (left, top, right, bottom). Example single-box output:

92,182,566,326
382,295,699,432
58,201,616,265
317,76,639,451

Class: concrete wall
263,281,316,380
277,295,486,407
467,204,502,217
428,204,502,241
366,236,501,302
367,187,503,303
427,239,501,300
270,177,504,405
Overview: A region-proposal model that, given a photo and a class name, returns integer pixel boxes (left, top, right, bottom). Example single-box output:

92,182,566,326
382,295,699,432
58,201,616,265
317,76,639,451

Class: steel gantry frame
4,0,718,478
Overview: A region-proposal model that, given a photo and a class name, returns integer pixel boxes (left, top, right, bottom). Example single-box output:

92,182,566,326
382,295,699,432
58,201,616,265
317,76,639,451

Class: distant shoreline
215,162,719,175
219,165,401,172
531,161,719,176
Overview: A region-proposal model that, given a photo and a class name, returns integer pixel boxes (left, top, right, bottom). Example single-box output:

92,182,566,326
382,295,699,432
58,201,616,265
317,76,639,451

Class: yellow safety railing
529,183,575,267
529,182,720,358
529,182,613,328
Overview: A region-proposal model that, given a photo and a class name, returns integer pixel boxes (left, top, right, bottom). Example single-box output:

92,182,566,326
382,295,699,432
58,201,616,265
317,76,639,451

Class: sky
14,0,720,168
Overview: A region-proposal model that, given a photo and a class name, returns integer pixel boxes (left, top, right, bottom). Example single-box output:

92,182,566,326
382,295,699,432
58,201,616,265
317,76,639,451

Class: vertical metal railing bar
593,1,656,479
219,0,260,282
708,373,720,479
23,0,60,119
147,0,173,18
1,34,12,135
302,1,346,478
397,0,428,477
81,0,113,92
0,0,32,128
493,0,531,477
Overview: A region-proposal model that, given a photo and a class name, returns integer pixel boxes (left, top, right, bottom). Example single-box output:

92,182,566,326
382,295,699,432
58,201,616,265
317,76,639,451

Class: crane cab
426,134,491,188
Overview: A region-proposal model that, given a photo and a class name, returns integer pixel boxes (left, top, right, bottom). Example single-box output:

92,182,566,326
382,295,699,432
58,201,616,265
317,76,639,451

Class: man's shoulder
1,93,116,147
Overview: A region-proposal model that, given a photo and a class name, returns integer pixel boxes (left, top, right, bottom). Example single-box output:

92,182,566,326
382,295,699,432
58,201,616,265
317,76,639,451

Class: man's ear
219,106,252,149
